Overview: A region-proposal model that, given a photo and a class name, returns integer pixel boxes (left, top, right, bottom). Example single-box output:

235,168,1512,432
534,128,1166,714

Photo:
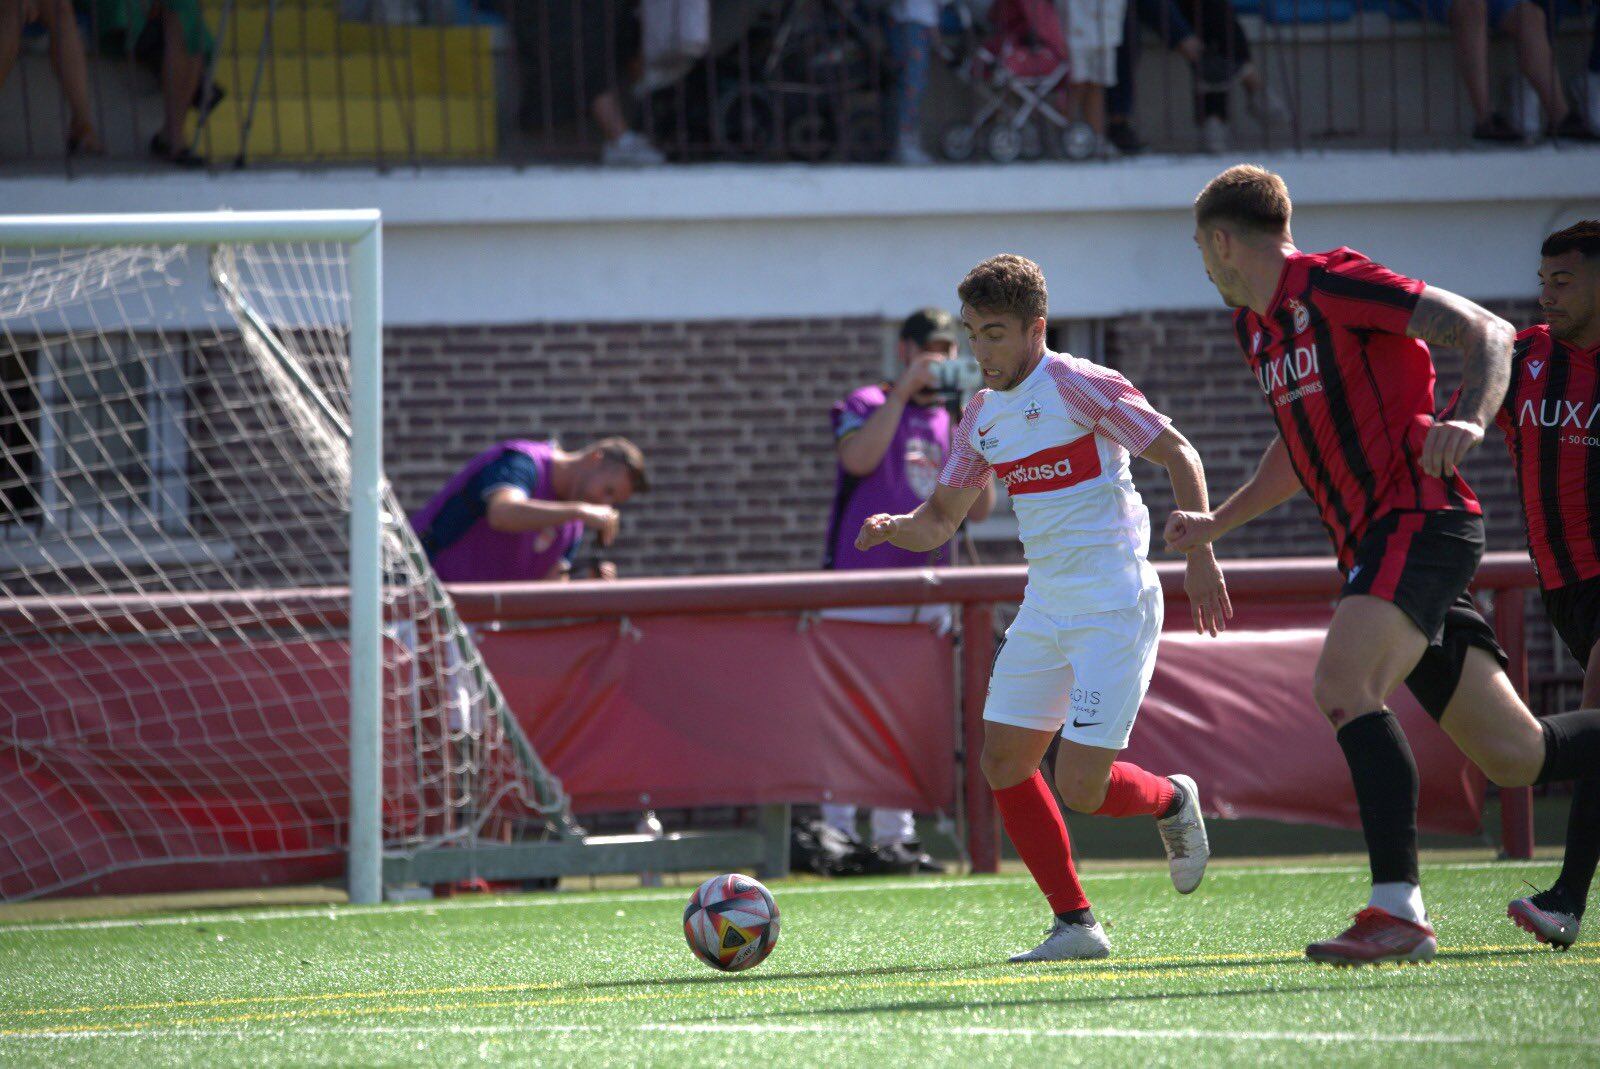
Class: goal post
0,211,390,901
0,210,785,905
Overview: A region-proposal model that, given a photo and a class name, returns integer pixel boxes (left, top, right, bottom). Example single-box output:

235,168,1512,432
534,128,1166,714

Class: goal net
0,220,571,902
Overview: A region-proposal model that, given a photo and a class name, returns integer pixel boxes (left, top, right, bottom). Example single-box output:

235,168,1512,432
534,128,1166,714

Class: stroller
936,0,1097,161
645,0,895,162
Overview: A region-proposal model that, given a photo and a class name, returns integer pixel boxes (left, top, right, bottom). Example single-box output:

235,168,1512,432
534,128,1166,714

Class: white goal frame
0,210,388,904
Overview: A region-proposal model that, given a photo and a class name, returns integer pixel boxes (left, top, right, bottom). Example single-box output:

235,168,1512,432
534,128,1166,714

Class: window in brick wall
0,335,194,570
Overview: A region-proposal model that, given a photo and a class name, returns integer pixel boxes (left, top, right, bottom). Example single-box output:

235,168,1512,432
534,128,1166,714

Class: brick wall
383,297,1578,691
384,298,1542,577
384,318,887,576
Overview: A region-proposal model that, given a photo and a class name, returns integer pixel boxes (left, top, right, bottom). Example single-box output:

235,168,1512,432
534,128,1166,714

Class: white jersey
940,350,1169,616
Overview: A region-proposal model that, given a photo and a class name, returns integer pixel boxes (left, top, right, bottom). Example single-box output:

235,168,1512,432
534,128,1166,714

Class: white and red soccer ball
682,873,780,972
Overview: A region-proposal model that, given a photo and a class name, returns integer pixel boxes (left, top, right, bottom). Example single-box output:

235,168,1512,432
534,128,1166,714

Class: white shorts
1067,0,1126,86
983,585,1161,750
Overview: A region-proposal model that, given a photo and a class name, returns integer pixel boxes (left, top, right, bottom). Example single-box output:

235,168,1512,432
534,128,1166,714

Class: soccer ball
682,873,780,972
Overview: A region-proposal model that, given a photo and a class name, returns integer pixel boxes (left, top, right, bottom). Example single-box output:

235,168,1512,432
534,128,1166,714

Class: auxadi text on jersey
1256,344,1322,405
993,438,1102,495
1516,398,1600,431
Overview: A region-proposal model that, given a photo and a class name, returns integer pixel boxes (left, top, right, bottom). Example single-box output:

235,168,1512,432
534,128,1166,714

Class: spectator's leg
1448,0,1496,126
591,89,630,143
0,0,24,97
870,808,916,848
890,17,936,162
1084,84,1106,136
158,4,204,154
1106,4,1139,129
1586,6,1600,132
37,0,101,151
1500,0,1569,126
822,803,860,840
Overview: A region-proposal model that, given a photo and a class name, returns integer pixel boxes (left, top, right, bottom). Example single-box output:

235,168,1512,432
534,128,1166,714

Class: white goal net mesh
0,239,567,901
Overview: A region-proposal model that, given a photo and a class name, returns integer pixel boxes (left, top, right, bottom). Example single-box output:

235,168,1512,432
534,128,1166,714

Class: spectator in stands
94,0,218,166
1584,4,1600,136
412,437,649,583
0,0,103,155
1106,0,1288,155
1065,0,1128,152
1107,0,1201,153
890,0,940,164
1427,0,1595,141
819,308,996,873
511,0,665,166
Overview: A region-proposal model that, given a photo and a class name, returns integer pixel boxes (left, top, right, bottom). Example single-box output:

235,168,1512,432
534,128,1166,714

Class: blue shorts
1418,0,1534,29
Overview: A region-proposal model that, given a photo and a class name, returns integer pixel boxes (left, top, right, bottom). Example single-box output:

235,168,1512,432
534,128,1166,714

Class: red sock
1093,762,1175,818
993,771,1088,914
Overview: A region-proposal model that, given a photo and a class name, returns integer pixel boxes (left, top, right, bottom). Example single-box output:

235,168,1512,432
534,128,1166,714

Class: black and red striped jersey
1232,247,1481,572
1495,325,1600,591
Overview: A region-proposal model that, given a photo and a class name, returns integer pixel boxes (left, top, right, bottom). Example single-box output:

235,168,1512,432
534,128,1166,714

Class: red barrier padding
1134,627,1486,836
0,639,420,900
478,614,956,814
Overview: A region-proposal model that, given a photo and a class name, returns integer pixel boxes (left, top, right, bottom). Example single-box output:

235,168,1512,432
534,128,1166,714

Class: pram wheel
1059,121,1098,161
715,86,778,161
940,123,979,162
785,108,838,162
985,124,1023,163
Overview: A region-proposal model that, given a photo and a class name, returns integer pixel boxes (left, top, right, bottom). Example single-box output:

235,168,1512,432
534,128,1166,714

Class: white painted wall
4,148,1597,325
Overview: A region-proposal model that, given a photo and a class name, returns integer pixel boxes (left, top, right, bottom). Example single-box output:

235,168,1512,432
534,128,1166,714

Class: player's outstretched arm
1406,285,1515,477
1140,427,1232,636
855,482,983,554
1165,436,1301,554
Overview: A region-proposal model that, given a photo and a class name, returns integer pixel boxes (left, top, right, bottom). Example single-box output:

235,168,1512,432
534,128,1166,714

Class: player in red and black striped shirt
1166,166,1600,965
1492,221,1600,948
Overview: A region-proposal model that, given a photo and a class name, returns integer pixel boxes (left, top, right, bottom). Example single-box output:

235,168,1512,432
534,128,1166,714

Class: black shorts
1541,575,1600,667
1341,509,1508,720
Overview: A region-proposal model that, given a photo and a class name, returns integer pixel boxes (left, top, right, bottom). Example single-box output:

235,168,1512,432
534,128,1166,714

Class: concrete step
189,92,496,159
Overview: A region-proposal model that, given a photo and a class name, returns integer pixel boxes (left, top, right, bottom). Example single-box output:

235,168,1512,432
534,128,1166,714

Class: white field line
4,1020,1599,1048
0,859,1553,936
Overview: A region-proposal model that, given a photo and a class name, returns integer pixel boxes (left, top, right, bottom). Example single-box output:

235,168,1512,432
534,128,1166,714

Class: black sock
1159,777,1186,820
1553,776,1600,917
1337,710,1421,886
1055,907,1095,927
1536,708,1600,785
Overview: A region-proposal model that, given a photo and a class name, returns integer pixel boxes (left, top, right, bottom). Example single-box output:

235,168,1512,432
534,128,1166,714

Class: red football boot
1305,907,1437,966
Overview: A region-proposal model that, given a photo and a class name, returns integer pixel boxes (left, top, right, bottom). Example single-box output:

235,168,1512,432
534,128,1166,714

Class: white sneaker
1008,918,1111,962
893,138,935,165
1248,87,1291,128
1155,774,1210,894
1201,116,1229,154
602,131,665,166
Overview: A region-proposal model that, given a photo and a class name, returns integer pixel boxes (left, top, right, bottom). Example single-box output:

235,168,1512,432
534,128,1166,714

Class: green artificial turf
1,857,1596,1067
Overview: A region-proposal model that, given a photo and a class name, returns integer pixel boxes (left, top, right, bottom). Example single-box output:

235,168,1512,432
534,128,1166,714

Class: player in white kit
857,255,1230,961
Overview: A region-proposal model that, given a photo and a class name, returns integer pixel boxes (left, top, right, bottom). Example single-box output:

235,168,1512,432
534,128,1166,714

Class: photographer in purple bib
815,308,996,875
413,437,648,583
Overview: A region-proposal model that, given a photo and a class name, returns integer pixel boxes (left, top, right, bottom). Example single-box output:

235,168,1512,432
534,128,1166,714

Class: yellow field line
3,948,1595,1039
0,941,1571,1020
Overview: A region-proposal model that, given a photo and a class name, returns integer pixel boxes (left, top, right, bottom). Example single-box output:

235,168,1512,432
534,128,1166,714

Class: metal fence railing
1,0,1595,173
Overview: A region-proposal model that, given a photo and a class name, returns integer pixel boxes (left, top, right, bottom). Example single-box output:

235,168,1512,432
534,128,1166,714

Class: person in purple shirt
820,307,995,873
413,437,648,583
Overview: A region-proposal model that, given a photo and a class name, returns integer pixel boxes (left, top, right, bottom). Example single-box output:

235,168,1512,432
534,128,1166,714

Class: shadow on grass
704,950,1594,1024
556,943,1570,996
